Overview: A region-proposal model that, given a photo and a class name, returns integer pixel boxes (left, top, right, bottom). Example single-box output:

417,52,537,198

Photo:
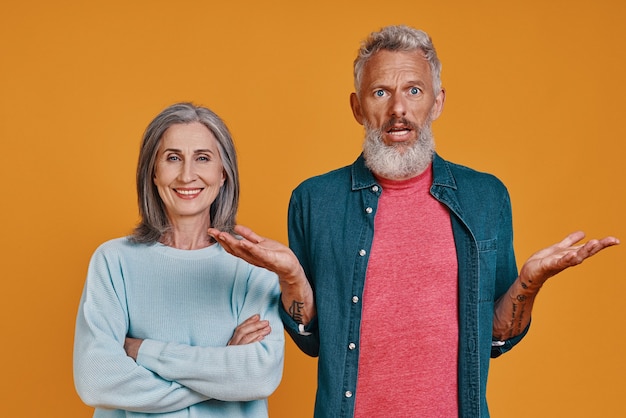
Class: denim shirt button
345,391,353,398
365,207,373,214
352,296,359,303
348,342,356,350
372,185,379,192
469,337,477,353
359,249,366,256
469,388,476,400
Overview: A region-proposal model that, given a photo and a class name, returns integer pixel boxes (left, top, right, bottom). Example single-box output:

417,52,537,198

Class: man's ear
350,92,364,126
430,88,446,121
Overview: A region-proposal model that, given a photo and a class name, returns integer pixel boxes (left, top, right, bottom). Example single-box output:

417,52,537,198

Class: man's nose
389,94,407,117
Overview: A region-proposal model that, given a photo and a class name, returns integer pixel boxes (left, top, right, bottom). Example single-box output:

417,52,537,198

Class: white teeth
389,130,409,136
176,189,201,195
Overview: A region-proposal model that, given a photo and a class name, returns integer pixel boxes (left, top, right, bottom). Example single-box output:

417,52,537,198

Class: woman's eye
197,155,209,162
166,155,180,161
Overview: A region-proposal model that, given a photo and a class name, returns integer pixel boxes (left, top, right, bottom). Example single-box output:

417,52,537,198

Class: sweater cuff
136,338,167,372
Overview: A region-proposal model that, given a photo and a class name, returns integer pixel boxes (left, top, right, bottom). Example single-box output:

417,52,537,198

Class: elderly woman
73,103,284,417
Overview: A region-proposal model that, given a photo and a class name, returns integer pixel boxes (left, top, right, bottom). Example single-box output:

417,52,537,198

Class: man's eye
375,90,385,97
410,87,420,95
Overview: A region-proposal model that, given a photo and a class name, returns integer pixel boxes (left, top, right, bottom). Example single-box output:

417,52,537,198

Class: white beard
362,119,435,180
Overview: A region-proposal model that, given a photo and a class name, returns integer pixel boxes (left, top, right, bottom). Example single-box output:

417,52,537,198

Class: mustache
380,117,418,132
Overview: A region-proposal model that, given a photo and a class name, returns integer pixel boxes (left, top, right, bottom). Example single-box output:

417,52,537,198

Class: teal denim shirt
280,153,528,417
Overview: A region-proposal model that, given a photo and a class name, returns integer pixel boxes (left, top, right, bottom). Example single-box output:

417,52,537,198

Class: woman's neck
161,217,214,250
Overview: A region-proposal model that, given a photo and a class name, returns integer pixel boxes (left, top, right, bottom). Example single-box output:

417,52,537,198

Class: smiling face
350,49,445,152
153,122,225,227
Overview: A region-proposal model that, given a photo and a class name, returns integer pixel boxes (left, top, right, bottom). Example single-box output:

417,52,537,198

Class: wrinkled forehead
360,50,433,86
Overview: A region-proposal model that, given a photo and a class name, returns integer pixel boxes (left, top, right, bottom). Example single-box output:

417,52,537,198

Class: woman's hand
124,337,143,361
227,314,271,345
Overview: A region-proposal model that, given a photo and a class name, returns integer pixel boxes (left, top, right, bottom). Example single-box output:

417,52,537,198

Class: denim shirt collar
431,153,458,189
351,152,458,190
350,154,378,190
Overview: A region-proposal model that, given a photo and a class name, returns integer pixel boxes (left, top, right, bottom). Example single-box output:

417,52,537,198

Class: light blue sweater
73,237,284,417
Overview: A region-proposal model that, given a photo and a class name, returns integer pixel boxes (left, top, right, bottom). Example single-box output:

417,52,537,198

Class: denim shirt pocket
476,238,497,302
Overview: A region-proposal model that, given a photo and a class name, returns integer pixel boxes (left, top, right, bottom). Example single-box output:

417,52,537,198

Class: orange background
1,1,624,417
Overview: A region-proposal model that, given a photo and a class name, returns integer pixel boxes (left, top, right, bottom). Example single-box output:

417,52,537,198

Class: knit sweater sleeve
73,241,208,413
135,266,285,401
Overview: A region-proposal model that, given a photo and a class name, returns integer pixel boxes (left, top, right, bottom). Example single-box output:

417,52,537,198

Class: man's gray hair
353,25,442,95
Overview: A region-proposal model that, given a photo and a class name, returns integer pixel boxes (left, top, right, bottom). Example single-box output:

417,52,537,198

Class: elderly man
210,25,619,418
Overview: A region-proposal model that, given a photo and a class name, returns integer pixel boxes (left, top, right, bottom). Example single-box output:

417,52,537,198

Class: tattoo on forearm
507,294,529,338
288,300,305,324
516,302,527,335
508,302,517,339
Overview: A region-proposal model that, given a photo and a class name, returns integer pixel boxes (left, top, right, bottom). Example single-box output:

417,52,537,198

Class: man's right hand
209,225,316,325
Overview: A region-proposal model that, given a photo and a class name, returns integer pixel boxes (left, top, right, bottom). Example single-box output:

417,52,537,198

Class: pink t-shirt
355,166,459,417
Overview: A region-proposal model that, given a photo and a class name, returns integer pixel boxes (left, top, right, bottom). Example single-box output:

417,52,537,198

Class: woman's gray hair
353,25,442,96
131,102,240,243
